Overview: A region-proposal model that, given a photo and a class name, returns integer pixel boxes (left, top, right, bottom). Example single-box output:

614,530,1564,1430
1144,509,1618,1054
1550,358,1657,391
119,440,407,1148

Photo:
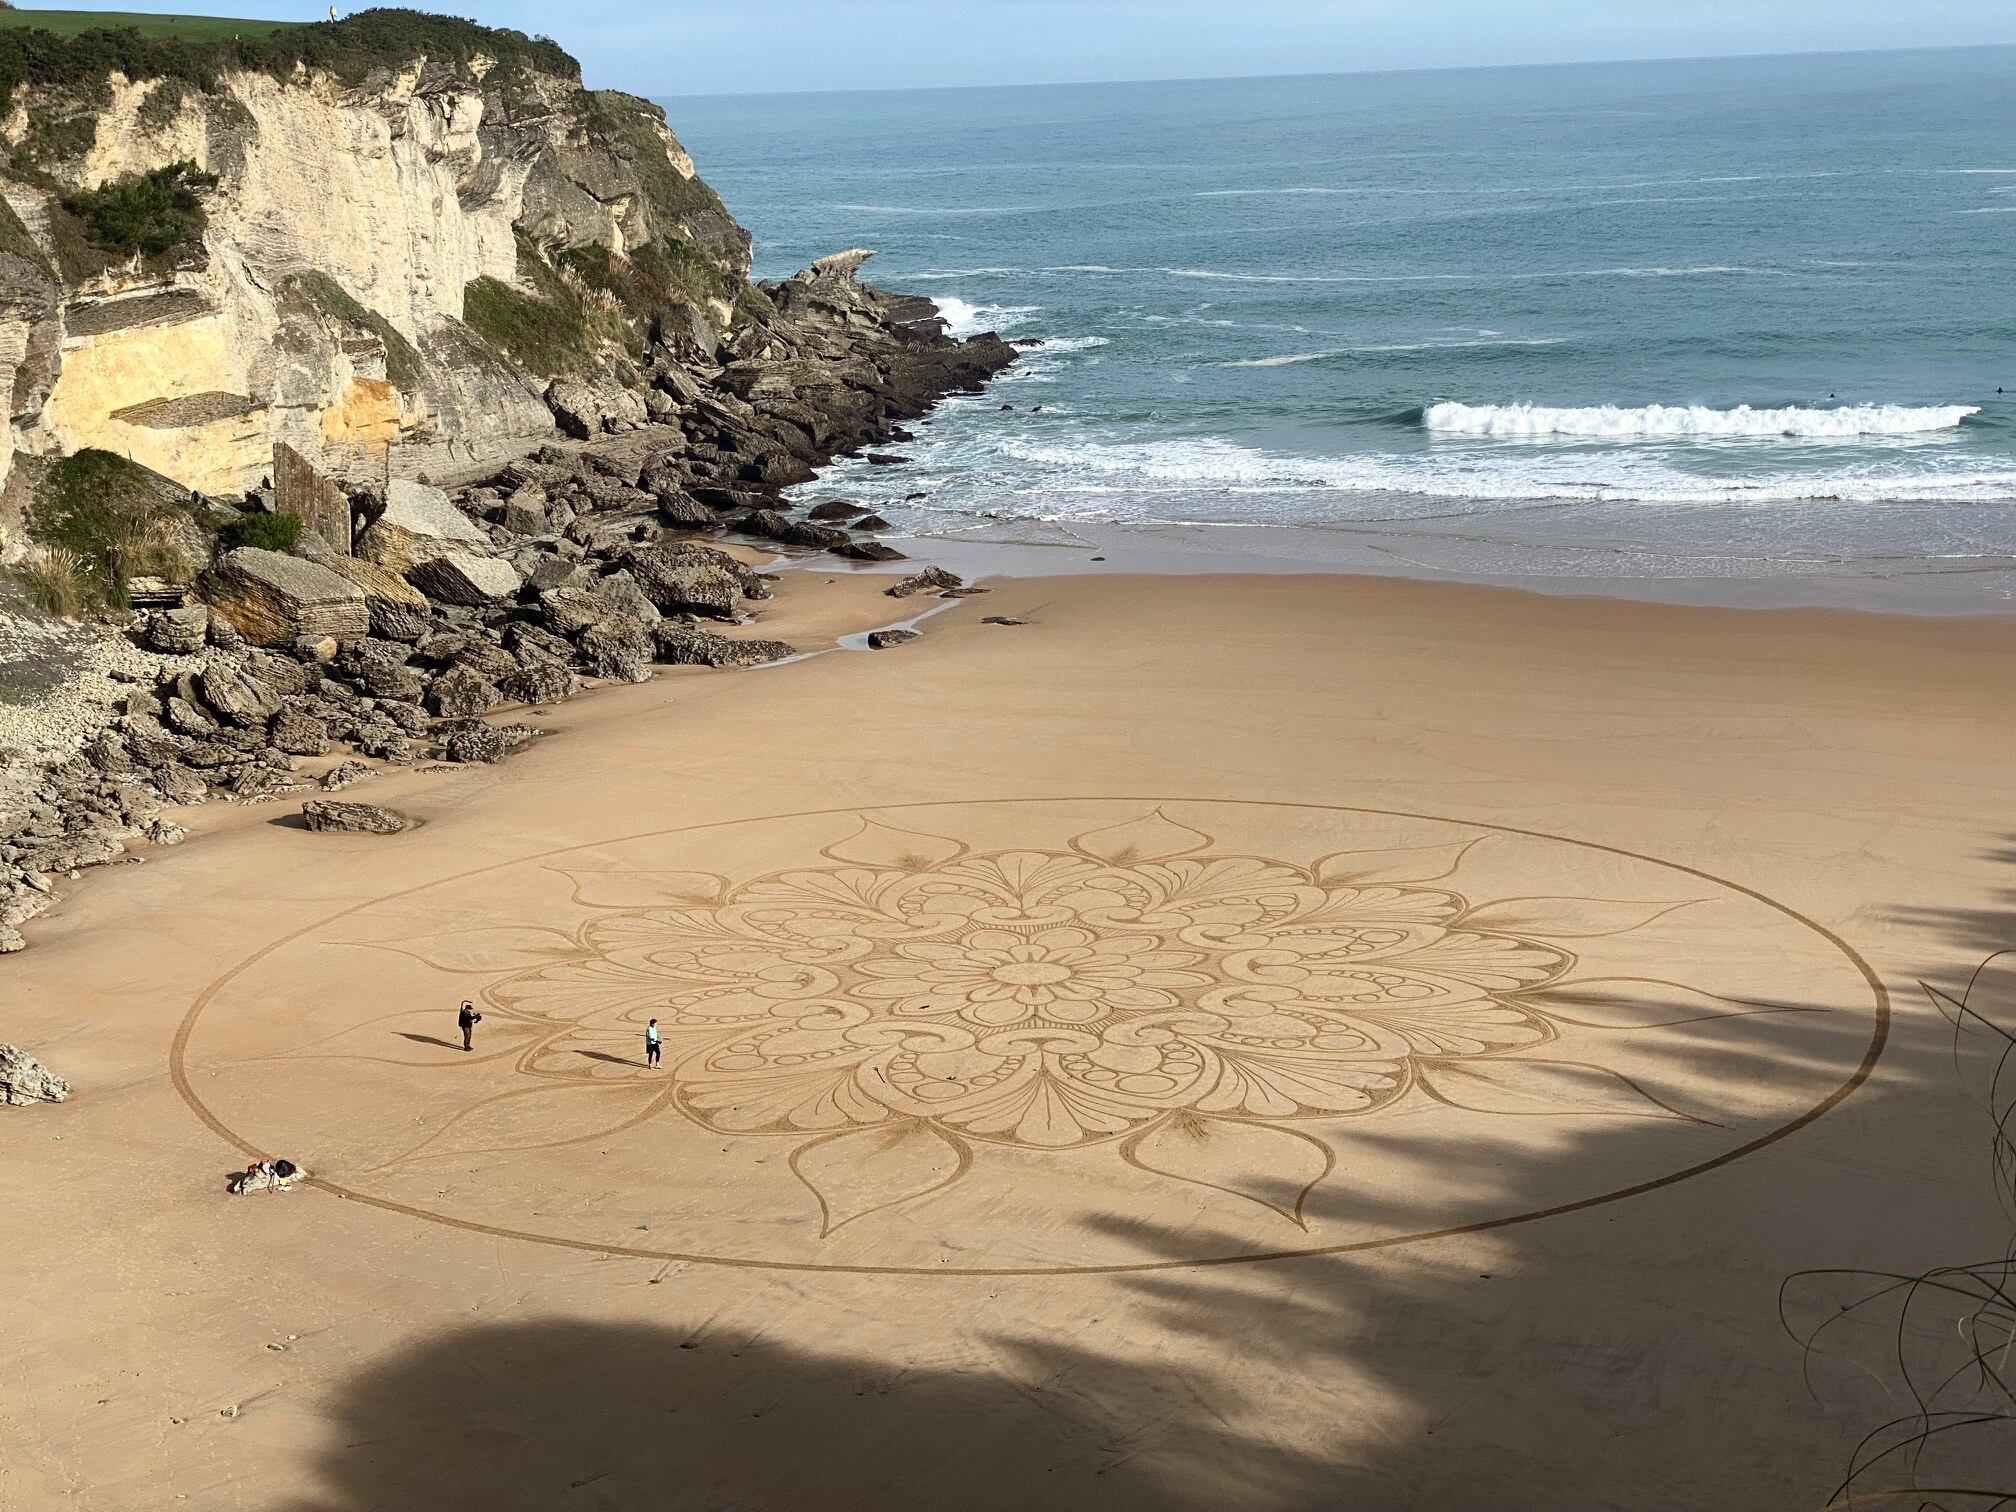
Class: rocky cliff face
0,15,1018,961
0,29,758,540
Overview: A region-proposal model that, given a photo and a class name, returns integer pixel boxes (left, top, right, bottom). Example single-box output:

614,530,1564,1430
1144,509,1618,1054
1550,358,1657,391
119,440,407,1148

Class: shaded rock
273,442,352,553
356,480,488,571
196,659,285,728
830,540,906,562
500,486,549,536
321,760,374,791
206,612,246,650
888,566,962,598
655,493,715,528
499,662,579,705
293,634,339,662
865,453,909,466
426,666,502,719
300,800,410,835
143,818,187,846
621,545,744,620
196,548,369,647
577,617,656,682
164,696,218,737
141,605,208,654
653,625,797,667
406,552,521,607
0,1045,69,1105
982,616,1029,626
367,597,435,643
867,629,921,649
270,709,331,756
807,501,865,521
439,721,508,762
852,514,892,531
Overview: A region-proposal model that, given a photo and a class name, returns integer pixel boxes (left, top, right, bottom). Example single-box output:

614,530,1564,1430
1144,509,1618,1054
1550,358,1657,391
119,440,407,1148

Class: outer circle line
170,796,1891,1276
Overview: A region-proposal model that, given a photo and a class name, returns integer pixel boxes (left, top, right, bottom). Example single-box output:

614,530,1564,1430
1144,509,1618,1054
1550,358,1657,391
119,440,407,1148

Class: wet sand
5,566,2014,1510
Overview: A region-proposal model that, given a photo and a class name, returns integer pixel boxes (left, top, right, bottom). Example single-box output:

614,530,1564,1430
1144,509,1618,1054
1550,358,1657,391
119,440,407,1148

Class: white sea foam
1422,402,1980,440
1022,335,1111,354
932,297,1039,336
1223,338,1565,366
974,435,2016,509
1193,187,1340,198
1959,206,2016,214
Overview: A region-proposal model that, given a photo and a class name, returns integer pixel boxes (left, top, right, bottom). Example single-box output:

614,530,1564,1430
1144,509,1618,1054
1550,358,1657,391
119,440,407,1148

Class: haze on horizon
10,1,2016,95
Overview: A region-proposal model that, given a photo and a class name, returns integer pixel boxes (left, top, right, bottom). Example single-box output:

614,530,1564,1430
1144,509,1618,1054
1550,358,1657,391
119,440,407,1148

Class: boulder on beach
867,628,921,650
196,548,369,647
887,566,962,598
0,1045,71,1106
300,800,411,835
356,480,488,572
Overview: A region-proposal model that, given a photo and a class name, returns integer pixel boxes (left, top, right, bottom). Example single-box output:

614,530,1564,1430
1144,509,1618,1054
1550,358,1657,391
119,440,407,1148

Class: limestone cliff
0,12,759,542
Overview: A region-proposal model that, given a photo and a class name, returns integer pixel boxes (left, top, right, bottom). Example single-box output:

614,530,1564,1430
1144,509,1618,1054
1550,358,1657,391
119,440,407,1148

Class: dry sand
4,564,2014,1510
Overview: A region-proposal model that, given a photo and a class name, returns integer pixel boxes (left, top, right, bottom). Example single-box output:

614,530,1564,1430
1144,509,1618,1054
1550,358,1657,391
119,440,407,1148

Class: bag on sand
227,1163,306,1195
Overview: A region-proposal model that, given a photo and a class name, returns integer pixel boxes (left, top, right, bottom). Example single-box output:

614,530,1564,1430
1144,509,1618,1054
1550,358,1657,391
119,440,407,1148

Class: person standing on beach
458,1000,482,1052
645,1019,661,1068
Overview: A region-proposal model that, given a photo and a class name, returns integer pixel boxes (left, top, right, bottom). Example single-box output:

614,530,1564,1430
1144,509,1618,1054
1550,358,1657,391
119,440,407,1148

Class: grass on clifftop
0,10,293,41
0,7,578,112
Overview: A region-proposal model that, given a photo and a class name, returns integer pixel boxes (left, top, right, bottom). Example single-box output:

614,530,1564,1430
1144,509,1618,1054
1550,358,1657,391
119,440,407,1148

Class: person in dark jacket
458,1000,482,1051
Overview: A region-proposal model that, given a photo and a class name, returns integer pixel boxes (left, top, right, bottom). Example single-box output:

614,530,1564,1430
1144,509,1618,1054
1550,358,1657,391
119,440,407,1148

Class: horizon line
651,37,2014,101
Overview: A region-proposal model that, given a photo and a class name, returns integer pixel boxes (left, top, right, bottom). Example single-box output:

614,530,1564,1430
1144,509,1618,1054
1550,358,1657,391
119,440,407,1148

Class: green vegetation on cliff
24,449,195,611
462,266,604,379
279,271,425,394
219,510,301,553
0,7,577,111
62,159,216,255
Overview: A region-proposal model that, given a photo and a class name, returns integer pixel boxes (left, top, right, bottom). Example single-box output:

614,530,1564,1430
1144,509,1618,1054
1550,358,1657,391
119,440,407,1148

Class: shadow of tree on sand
278,873,2016,1512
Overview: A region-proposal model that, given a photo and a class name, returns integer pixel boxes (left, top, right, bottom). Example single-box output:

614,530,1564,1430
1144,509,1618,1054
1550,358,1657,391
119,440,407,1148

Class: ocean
667,48,2016,602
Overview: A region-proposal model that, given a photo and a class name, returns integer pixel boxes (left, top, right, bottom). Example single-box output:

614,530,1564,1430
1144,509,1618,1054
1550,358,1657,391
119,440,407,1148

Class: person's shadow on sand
394,1033,462,1051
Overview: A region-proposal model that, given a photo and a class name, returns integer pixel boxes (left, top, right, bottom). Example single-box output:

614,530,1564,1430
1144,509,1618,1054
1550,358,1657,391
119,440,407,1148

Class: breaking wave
974,435,2016,508
1422,401,1980,440
932,297,1039,336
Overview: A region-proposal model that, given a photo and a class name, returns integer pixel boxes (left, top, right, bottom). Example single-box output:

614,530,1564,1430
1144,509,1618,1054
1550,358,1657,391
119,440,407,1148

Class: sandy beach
6,560,2013,1510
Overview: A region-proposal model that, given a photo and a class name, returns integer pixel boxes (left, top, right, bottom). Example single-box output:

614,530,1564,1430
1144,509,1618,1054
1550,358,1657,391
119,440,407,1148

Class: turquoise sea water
668,49,2016,592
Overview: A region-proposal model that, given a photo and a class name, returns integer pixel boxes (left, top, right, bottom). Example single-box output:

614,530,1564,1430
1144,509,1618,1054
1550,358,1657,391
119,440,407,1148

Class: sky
26,1,2016,94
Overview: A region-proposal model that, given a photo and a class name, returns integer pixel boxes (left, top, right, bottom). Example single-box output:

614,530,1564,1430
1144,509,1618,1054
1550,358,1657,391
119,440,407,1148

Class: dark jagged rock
653,626,796,668
577,618,657,683
888,567,962,598
852,514,892,531
426,666,502,719
301,800,410,835
867,629,921,650
807,501,865,521
831,540,906,562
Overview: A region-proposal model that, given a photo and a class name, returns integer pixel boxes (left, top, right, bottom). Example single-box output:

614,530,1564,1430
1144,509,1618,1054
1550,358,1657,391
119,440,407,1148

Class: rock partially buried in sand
982,616,1028,626
0,1044,71,1105
653,626,797,668
300,800,411,835
867,629,921,650
887,567,962,598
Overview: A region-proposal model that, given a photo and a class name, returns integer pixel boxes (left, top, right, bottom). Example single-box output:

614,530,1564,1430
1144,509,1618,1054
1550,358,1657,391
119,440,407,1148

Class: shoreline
849,514,2016,618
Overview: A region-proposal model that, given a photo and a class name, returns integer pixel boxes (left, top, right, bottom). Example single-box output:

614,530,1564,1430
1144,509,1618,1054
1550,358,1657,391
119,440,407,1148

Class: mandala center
990,961,1076,987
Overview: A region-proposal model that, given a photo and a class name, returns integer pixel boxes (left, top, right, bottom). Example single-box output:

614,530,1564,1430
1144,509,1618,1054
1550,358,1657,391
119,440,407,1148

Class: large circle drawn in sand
173,798,1886,1275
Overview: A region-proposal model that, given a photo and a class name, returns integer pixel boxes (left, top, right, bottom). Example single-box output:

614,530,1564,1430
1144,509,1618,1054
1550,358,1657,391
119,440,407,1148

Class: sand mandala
173,799,1886,1273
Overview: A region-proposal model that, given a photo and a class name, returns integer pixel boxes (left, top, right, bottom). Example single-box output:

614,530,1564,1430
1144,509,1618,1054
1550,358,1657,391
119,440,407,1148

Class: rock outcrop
0,1045,70,1106
0,13,1018,960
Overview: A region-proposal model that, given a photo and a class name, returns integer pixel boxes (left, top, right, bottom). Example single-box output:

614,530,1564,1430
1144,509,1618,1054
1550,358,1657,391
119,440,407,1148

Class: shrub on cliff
0,8,578,112
221,512,302,553
62,160,216,256
25,449,196,611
